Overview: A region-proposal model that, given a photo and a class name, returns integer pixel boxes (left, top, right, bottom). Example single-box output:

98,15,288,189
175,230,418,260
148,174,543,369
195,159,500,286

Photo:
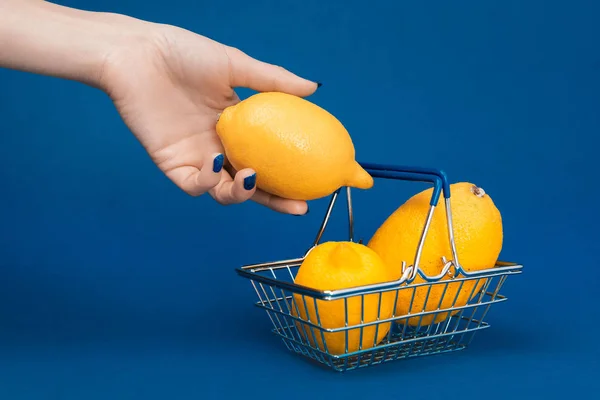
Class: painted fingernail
243,173,256,190
316,82,323,88
212,154,224,173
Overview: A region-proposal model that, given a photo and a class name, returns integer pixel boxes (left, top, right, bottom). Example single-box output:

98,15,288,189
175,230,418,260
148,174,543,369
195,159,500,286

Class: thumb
225,45,320,97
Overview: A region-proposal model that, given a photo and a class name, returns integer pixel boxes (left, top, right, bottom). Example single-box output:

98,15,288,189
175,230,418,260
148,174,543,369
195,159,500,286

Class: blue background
1,0,598,398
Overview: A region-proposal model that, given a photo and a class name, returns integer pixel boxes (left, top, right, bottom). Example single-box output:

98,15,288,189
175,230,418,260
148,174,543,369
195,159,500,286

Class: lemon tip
346,162,374,190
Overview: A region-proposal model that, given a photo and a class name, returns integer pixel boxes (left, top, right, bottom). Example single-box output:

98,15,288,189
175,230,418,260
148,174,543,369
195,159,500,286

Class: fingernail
243,173,256,190
316,82,323,88
212,154,224,173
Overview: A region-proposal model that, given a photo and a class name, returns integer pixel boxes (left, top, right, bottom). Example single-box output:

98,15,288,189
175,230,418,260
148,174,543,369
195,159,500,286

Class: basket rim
236,259,523,300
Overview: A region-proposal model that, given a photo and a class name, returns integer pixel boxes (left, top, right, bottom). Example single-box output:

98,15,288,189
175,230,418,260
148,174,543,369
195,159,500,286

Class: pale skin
0,0,320,215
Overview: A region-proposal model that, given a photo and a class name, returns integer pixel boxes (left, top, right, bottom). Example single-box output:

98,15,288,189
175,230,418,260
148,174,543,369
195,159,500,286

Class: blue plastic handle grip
360,162,450,198
359,162,450,206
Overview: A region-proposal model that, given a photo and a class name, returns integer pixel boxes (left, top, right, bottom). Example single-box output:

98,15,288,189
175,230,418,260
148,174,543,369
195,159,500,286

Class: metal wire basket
236,163,523,372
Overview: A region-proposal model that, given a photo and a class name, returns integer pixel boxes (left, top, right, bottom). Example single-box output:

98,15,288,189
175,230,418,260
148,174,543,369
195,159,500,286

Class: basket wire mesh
236,163,522,372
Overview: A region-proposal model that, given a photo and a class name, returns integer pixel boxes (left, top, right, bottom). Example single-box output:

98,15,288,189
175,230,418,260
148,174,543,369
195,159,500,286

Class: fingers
225,45,319,98
165,153,225,197
209,167,258,206
161,145,310,215
207,165,309,215
251,190,309,215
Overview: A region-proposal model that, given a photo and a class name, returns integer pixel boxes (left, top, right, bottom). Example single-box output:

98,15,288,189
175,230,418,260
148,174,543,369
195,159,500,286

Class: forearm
0,0,149,88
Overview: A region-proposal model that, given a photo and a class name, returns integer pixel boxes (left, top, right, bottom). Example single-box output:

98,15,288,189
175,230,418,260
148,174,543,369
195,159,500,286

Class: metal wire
248,265,516,372
240,189,521,299
236,180,523,372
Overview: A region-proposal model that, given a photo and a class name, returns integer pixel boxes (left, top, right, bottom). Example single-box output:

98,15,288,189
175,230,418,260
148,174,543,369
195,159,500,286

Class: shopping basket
236,163,523,372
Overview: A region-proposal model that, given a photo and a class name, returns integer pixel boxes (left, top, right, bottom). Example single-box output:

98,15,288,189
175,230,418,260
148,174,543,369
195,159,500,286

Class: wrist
0,1,154,89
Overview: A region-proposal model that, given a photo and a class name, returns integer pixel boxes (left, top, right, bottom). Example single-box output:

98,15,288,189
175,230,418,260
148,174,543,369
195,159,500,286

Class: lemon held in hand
368,182,503,326
291,241,397,355
216,92,373,201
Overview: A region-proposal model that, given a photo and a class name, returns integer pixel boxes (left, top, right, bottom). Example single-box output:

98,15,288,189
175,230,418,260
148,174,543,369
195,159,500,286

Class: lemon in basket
368,182,503,326
291,241,397,355
216,92,373,201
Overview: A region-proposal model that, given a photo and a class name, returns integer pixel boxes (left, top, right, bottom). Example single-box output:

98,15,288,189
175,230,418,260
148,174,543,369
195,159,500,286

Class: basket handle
357,162,460,280
360,162,451,205
308,162,459,279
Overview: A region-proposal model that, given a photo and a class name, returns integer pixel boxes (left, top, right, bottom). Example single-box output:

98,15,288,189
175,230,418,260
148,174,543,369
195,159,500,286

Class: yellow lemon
368,182,503,326
291,241,397,355
216,92,373,201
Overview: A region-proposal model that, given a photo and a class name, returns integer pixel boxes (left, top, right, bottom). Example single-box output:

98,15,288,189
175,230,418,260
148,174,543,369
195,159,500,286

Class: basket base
239,255,522,372
271,321,484,372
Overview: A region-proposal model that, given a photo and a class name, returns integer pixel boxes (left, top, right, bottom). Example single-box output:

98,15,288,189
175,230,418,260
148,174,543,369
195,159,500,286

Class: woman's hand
0,0,319,215
99,23,319,215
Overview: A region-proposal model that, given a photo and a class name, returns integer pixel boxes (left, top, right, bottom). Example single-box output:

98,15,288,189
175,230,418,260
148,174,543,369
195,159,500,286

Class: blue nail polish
316,82,323,88
244,174,256,190
212,154,224,173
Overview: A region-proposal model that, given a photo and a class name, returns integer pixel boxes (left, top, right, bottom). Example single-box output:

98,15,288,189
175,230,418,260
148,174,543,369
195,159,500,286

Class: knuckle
227,45,245,58
210,189,233,206
182,180,210,197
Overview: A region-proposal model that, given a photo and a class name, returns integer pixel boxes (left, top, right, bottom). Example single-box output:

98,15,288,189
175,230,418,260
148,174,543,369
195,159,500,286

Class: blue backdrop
1,0,598,398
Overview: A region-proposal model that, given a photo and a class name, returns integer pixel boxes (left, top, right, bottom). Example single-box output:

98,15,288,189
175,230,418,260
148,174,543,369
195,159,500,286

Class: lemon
291,241,397,355
216,92,373,201
368,182,503,326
